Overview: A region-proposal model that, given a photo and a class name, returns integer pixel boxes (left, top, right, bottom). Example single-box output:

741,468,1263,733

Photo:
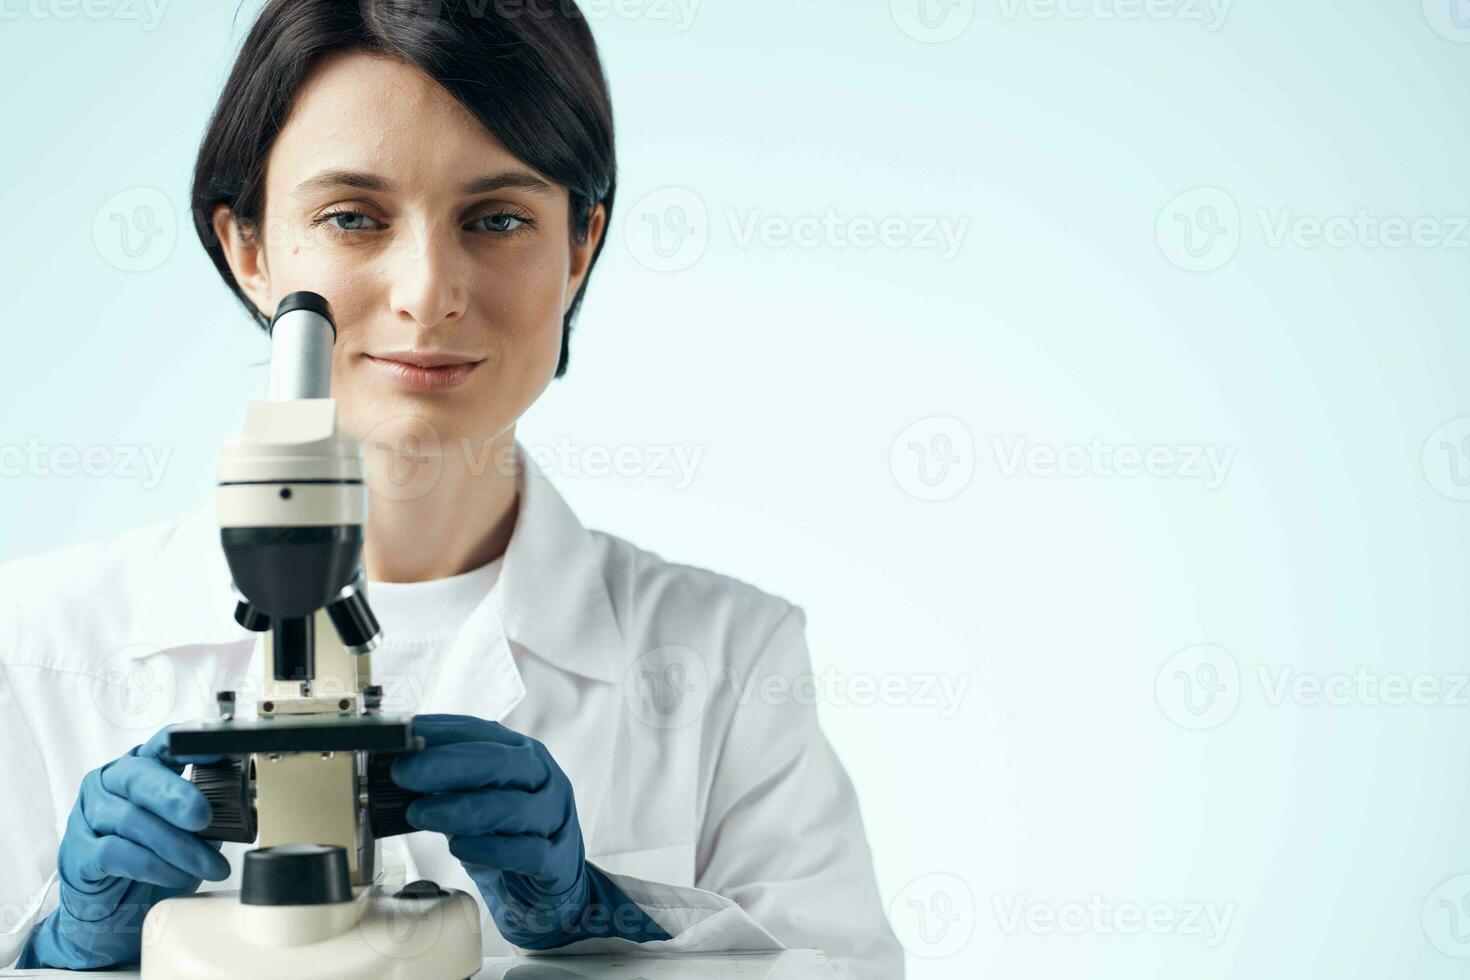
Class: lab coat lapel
415,601,526,722
484,442,627,852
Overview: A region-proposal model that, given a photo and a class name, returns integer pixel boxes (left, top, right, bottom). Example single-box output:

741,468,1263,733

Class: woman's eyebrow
292,168,556,197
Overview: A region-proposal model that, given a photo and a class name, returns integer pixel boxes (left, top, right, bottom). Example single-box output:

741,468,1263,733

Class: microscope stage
169,713,420,755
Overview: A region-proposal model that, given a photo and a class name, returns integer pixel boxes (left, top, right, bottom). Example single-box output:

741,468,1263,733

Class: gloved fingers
75,834,200,892
81,782,231,883
134,725,223,774
391,741,550,793
97,757,213,833
410,713,530,748
446,831,554,877
406,787,560,837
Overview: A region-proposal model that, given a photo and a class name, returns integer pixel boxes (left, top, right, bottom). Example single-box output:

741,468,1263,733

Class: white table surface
1,949,839,979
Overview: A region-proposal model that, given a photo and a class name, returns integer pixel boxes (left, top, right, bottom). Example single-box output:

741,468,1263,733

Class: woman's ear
564,202,607,316
212,203,271,317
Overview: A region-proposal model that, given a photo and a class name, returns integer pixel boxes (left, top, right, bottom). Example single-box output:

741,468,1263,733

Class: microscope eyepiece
267,291,337,401
269,290,336,336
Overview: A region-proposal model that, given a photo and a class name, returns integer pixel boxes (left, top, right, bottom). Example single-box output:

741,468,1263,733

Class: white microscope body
140,292,481,979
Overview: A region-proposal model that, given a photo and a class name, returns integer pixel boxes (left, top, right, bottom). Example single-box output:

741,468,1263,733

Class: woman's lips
365,354,481,391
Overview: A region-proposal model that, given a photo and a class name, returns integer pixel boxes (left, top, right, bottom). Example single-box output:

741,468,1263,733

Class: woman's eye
316,210,381,233
471,212,532,234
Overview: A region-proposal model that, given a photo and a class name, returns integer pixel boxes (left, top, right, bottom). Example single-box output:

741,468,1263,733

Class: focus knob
189,756,256,843
242,843,352,906
365,750,424,839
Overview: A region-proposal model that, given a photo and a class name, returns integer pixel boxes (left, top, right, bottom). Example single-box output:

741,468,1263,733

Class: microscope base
139,884,482,979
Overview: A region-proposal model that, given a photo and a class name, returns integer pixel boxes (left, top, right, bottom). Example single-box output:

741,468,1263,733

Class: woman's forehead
269,50,527,193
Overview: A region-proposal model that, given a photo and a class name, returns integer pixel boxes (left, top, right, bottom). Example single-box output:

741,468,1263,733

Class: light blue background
3,0,1470,976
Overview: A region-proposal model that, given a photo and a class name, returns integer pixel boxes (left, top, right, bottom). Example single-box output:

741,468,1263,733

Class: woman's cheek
479,264,566,368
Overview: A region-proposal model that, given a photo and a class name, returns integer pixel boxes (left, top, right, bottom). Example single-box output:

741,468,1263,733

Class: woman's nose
386,225,469,327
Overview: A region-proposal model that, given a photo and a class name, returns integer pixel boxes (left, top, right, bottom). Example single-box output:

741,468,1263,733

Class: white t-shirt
364,556,504,715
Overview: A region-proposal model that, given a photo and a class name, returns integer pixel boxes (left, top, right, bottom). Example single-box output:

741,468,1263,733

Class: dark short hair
190,0,616,379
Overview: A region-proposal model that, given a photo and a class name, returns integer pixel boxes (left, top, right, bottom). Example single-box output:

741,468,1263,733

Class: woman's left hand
390,713,593,947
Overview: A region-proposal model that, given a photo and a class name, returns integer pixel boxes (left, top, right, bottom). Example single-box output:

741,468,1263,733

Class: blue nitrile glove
391,713,671,949
16,725,231,970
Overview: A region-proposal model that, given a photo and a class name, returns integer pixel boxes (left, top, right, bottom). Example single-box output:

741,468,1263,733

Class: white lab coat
0,441,903,978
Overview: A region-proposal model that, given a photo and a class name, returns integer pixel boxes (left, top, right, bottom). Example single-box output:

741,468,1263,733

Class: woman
0,1,902,976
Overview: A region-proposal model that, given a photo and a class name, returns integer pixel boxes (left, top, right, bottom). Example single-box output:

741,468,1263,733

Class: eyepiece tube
266,291,337,401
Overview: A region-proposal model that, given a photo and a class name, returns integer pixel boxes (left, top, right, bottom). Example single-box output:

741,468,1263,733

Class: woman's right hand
16,725,232,969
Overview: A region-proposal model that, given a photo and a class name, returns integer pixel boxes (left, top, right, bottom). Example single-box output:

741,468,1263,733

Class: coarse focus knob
189,756,256,843
241,843,352,907
365,750,424,839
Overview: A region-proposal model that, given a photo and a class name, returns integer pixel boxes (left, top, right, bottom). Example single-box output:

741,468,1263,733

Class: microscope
140,292,482,978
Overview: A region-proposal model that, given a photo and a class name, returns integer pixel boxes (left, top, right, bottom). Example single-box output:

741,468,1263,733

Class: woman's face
213,50,605,457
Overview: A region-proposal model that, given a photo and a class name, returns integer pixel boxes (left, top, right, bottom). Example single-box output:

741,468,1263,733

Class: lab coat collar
127,440,626,686
492,442,625,684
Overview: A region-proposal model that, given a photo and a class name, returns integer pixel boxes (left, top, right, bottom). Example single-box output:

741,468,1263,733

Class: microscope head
217,292,380,679
167,292,421,886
